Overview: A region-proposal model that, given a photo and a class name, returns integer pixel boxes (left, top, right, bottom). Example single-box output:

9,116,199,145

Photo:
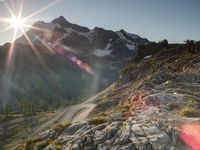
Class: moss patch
88,116,108,125
179,107,200,117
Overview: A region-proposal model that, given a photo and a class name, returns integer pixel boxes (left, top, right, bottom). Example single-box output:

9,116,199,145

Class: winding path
33,85,112,135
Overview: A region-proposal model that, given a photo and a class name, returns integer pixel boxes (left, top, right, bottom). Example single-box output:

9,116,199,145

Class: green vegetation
88,116,108,125
4,104,10,117
122,63,137,76
0,98,74,118
50,123,65,132
24,137,50,150
0,115,15,123
88,112,109,125
90,99,119,115
50,122,71,132
24,137,44,150
54,143,62,150
186,97,200,106
179,107,200,117
114,102,131,113
185,40,200,53
21,122,71,149
110,102,133,118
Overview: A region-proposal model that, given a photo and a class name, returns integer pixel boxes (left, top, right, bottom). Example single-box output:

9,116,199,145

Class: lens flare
0,0,64,103
0,0,95,106
47,39,95,75
180,123,200,150
67,54,95,75
34,34,95,75
9,16,25,29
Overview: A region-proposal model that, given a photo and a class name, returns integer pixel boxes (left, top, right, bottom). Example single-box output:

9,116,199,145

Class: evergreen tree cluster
185,40,200,53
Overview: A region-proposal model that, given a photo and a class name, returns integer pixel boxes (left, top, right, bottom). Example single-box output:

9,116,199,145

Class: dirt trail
33,85,112,135
60,103,96,124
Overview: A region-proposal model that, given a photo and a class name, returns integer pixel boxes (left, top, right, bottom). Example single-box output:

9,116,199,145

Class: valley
0,2,199,149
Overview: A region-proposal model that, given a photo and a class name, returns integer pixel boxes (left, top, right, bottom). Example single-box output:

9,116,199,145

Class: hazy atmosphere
0,0,200,44
0,0,199,150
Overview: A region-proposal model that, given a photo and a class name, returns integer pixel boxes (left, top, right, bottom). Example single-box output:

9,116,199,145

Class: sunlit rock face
0,16,149,109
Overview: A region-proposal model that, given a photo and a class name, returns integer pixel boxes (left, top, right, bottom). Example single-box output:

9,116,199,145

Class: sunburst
9,16,25,30
0,0,62,64
0,0,63,102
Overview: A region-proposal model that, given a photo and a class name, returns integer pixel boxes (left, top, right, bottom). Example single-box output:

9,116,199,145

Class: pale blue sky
0,0,200,44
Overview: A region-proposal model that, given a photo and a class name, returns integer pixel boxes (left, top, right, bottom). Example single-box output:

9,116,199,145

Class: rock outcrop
17,42,200,150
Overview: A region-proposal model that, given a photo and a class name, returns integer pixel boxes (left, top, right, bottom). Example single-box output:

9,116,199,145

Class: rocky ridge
40,118,182,150
17,41,200,150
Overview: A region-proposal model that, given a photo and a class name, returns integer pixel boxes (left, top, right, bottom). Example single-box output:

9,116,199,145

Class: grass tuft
179,107,200,117
88,117,108,125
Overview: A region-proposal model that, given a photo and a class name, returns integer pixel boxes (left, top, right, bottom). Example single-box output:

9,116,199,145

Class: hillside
11,40,200,150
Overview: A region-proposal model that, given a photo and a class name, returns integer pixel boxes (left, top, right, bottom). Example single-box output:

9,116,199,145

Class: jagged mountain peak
26,16,149,56
51,15,70,25
51,16,90,33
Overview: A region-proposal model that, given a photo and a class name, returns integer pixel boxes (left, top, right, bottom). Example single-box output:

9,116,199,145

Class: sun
9,16,25,30
0,0,63,66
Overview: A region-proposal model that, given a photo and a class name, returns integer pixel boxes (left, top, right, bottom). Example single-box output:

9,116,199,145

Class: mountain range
0,16,149,111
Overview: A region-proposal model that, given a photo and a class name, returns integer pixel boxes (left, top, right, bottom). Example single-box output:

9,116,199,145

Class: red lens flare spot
180,123,200,150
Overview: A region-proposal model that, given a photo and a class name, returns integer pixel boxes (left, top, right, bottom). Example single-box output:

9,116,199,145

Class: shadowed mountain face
0,16,149,110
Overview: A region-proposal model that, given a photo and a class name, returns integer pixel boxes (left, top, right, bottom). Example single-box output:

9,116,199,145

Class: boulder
64,122,88,135
144,93,183,106
142,125,162,136
116,143,136,150
84,123,107,135
40,129,56,139
71,144,80,150
131,124,145,136
114,129,131,145
44,144,56,150
106,126,118,139
94,130,107,145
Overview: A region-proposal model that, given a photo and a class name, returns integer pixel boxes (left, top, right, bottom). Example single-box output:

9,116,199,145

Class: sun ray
17,0,24,19
20,24,56,54
6,28,18,66
19,26,44,64
0,17,10,23
22,24,62,54
3,1,15,18
24,0,63,21
0,25,14,33
0,0,67,103
33,35,55,54
23,24,44,32
3,28,18,100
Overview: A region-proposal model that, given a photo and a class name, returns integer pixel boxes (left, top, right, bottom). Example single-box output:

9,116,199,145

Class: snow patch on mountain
116,31,136,50
116,31,128,42
64,28,74,34
108,38,113,42
93,49,113,57
126,43,135,50
64,27,94,41
105,43,112,50
93,42,113,57
78,30,94,41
